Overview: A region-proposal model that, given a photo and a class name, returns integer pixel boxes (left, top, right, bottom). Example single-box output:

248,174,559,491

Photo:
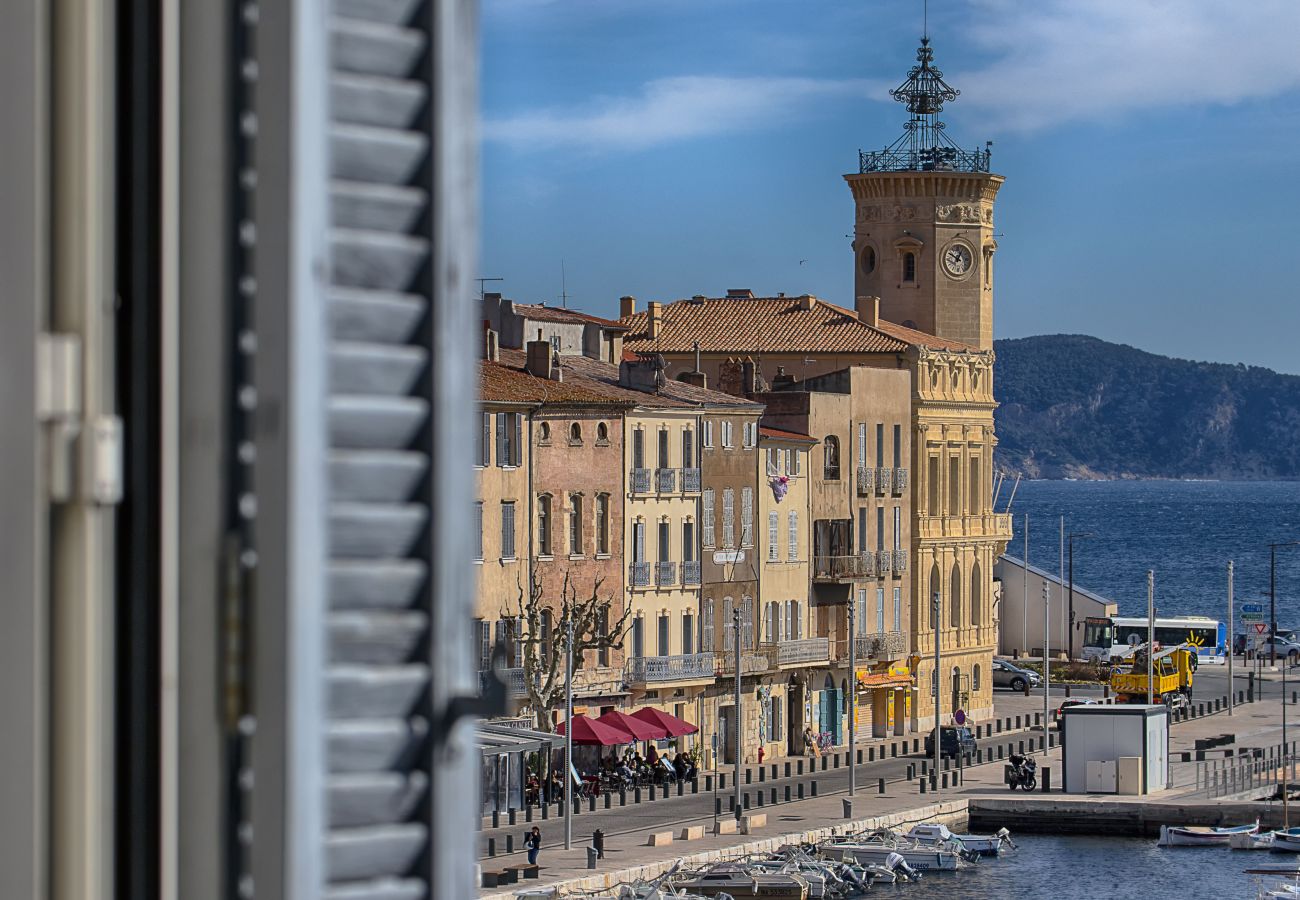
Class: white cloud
483,75,879,150
954,0,1300,131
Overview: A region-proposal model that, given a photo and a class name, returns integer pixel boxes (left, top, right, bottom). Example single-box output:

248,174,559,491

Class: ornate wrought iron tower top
859,36,991,174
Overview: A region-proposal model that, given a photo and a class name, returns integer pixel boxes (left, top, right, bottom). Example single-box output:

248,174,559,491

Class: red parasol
556,714,634,746
597,710,669,742
630,706,699,737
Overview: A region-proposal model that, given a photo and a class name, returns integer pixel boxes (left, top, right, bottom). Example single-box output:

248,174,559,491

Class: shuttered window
701,489,715,547
682,428,694,468
657,614,670,657
701,599,714,652
682,614,694,655
474,503,484,560
477,619,492,671
722,488,735,549
857,423,866,467
702,420,713,448
495,413,506,467
632,617,644,658
740,486,753,547
877,588,886,633
876,423,885,467
877,506,885,552
894,587,902,632
857,507,867,553
501,501,516,559
480,412,491,466
682,521,695,563
722,597,734,651
767,512,779,562
787,510,798,561
856,589,868,637
632,428,644,468
740,597,755,650
633,520,646,563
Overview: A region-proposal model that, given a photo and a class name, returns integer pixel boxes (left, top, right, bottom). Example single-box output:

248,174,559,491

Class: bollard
634,787,641,804
589,795,596,812
593,829,605,859
977,748,983,764
509,808,517,826
907,764,915,780
705,774,713,792
648,784,656,802
920,760,928,775
811,780,819,797
487,837,496,857
506,834,514,854
1040,736,1046,752
541,801,548,820
756,790,764,807
691,778,698,794
998,745,1004,760
857,749,864,765
785,785,791,802
785,762,791,778
715,797,722,816
492,810,500,829
526,805,533,822
1065,684,1072,698
604,791,611,809
728,795,736,812
619,787,627,807
1042,768,1051,792
798,782,805,799
797,760,804,775
770,787,777,805
879,777,886,794
831,753,839,769
821,755,828,771
941,773,948,789
677,779,684,797
586,847,598,870
869,747,875,762
759,766,766,782
920,778,927,794
842,798,854,818
891,743,898,758
743,792,751,809
913,738,920,753
943,757,950,771
573,797,581,815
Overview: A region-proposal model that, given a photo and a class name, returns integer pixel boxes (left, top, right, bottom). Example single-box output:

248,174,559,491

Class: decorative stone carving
857,205,882,224
891,205,918,222
936,203,982,224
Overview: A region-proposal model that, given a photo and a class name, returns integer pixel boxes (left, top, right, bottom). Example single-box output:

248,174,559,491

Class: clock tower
845,37,1003,351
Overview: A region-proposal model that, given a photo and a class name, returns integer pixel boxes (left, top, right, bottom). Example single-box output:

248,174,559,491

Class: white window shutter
722,488,735,549
702,489,715,548
740,486,753,547
787,510,797,560
767,512,778,561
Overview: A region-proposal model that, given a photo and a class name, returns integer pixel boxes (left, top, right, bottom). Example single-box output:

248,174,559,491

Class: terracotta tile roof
513,303,628,330
480,359,630,407
620,295,978,354
759,425,817,444
497,349,761,411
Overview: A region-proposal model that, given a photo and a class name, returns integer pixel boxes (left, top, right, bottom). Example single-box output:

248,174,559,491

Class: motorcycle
1006,754,1037,791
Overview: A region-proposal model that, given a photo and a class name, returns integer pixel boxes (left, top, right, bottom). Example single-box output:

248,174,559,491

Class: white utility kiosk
1061,703,1168,795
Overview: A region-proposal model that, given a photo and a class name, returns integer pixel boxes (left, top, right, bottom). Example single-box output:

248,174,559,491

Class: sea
1007,480,1300,632
907,833,1261,898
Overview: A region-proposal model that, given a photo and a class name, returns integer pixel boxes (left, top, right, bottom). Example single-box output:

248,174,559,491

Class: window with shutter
536,495,552,556
877,588,885,633
877,506,885,552
893,423,902,467
783,601,792,642
857,423,866,467
767,512,778,562
722,598,734,651
632,428,644,468
480,412,491,466
513,414,523,466
787,510,797,561
701,599,714,652
793,448,801,476
632,617,644,658
792,601,801,639
682,614,694,655
857,507,867,553
682,521,695,563
702,489,715,547
501,501,516,559
703,420,713,448
478,619,491,671
474,503,484,560
721,488,735,549
657,614,669,656
893,587,902,632
741,596,755,649
597,609,609,666
722,421,733,449
893,506,901,551
658,520,670,563
765,602,775,643
740,487,753,547
494,619,507,659
633,520,646,563
766,448,776,475
682,428,694,468
876,423,885,467
569,494,583,555
596,494,610,555
495,413,506,468
657,428,669,467
856,589,868,637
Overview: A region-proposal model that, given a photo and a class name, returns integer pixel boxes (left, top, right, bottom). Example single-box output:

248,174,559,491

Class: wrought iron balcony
891,548,908,575
876,466,892,495
630,561,650,587
481,667,529,699
856,465,873,496
893,467,908,493
813,554,872,582
681,467,701,493
854,630,908,660
874,551,891,578
627,653,715,685
775,637,830,667
715,645,778,676
630,467,651,493
655,560,677,586
656,467,676,493
682,560,701,586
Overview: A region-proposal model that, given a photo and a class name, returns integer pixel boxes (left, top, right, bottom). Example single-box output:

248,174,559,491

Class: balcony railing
876,466,892,495
775,637,830,667
627,653,715,685
715,645,778,677
891,548,908,575
682,467,701,493
874,551,891,577
893,467,908,493
630,467,651,493
655,560,677,586
682,560,701,585
854,630,908,660
481,667,529,699
855,465,873,496
630,562,650,587
656,467,676,493
813,554,872,581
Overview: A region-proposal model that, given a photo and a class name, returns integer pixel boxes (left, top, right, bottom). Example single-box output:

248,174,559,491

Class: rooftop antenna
477,276,504,303
560,259,569,308
923,0,928,40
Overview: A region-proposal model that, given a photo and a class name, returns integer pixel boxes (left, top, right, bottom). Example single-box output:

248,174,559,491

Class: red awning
630,706,699,737
556,714,635,746
597,710,668,742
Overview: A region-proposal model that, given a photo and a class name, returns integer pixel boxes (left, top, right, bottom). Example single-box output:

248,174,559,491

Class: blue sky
480,0,1300,373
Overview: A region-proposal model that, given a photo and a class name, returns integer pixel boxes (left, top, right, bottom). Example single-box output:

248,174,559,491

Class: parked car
924,725,978,760
1054,697,1099,726
991,658,1041,692
1259,635,1300,664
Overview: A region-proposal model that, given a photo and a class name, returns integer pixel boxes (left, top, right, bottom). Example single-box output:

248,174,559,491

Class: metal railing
716,645,778,676
681,467,701,493
874,551,891,577
856,466,873,496
859,144,992,174
627,653,716,684
854,631,907,660
891,548,908,575
482,667,529,699
630,561,650,587
893,467,908,493
655,560,677,586
1199,744,1295,800
876,466,892,495
630,468,651,493
656,467,676,493
813,554,871,580
682,560,701,585
775,637,830,666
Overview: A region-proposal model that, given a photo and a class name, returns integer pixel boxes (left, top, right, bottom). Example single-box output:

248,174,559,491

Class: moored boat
906,823,1014,856
829,838,966,871
1273,830,1300,853
672,864,810,899
1157,821,1259,847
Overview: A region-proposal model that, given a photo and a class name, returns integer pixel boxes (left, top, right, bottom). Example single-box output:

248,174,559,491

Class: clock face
943,244,973,277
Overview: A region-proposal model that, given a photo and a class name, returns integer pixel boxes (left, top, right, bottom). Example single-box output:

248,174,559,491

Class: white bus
1082,615,1226,664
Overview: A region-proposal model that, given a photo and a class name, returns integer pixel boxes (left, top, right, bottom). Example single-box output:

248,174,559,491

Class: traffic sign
1241,613,1264,624
1241,603,1265,615
1253,623,1269,634
954,709,966,725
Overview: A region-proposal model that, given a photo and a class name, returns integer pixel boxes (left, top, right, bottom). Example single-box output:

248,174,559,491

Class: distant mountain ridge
993,335,1300,480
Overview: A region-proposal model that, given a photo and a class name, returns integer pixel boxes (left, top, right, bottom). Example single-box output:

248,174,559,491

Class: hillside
993,335,1300,480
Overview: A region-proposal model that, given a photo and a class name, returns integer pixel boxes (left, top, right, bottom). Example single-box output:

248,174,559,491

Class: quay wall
970,797,1283,836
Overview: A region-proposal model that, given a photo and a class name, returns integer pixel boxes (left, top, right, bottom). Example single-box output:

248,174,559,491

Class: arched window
537,494,552,556
569,494,583,555
929,564,940,629
823,436,841,480
539,421,551,443
903,252,916,283
861,245,877,275
569,422,582,444
949,563,962,628
971,561,983,627
973,663,982,692
596,421,609,444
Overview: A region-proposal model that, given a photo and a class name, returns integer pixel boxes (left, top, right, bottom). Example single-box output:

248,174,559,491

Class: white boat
906,823,1014,856
830,839,966,871
1273,830,1300,853
1157,821,1259,847
672,864,810,900
1234,829,1300,851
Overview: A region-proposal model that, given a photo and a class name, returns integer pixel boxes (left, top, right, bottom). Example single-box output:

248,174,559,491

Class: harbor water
1009,479,1300,624
905,833,1254,898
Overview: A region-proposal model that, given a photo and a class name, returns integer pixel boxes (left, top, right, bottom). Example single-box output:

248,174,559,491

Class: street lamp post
733,605,742,821
1067,532,1093,662
564,618,574,849
848,600,856,797
1269,542,1300,666
931,590,941,792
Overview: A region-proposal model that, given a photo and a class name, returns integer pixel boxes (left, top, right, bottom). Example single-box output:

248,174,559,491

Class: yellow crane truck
1109,643,1196,707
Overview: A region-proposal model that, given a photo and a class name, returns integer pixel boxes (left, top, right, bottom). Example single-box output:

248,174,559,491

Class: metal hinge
36,333,122,505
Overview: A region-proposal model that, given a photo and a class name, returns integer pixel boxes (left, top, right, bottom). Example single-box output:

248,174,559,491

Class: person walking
524,826,542,866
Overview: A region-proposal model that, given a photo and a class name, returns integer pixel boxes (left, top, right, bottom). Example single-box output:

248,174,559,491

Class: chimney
797,294,817,311
689,294,707,305
647,301,662,340
620,295,637,318
619,352,667,393
725,288,755,299
483,323,500,362
677,371,708,388
771,365,797,390
525,339,562,381
856,295,880,328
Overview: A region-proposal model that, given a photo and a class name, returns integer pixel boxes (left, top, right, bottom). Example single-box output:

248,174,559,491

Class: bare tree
506,568,634,732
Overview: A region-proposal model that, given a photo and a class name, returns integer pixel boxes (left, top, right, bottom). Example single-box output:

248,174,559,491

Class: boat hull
1158,823,1259,847
835,844,963,871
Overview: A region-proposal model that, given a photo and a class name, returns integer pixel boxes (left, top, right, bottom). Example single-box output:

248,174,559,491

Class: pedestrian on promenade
802,726,815,757
524,826,541,866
